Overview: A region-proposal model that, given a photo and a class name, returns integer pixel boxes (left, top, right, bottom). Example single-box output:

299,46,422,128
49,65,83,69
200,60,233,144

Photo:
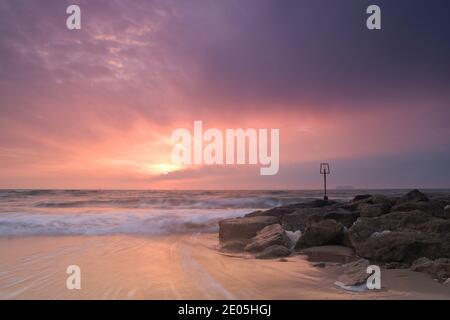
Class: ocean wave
1,189,430,237
0,209,246,236
1,190,373,211
32,196,284,209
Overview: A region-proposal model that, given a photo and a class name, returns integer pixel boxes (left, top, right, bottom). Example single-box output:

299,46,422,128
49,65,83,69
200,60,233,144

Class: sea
0,189,448,236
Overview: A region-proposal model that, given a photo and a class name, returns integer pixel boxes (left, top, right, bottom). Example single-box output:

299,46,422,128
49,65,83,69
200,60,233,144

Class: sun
145,163,181,175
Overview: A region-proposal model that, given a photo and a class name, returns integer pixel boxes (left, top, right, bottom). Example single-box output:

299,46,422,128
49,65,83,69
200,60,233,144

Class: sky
0,0,449,189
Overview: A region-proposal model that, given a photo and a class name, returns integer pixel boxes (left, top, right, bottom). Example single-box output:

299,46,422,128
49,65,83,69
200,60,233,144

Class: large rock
245,206,295,219
343,194,393,212
411,257,450,282
352,231,439,262
245,224,290,252
359,203,390,218
282,207,358,232
255,245,291,259
397,189,429,203
245,199,337,219
369,194,394,205
352,194,372,202
336,258,371,286
391,201,446,218
219,216,278,242
419,219,450,234
296,220,345,248
322,209,360,228
281,208,330,232
301,245,356,263
220,240,247,252
348,209,450,262
348,210,432,245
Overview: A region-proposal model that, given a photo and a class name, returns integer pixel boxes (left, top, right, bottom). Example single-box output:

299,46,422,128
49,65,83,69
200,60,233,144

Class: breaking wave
0,209,246,236
0,189,416,237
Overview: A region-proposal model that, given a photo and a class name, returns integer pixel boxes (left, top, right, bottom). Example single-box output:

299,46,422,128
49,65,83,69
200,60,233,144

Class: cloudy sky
0,0,449,189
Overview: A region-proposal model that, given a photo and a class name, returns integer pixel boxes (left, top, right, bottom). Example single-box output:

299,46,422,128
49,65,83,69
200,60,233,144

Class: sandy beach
1,233,449,300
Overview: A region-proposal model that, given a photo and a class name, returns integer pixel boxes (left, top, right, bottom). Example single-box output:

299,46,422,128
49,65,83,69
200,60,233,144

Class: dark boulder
244,224,290,252
352,231,449,263
336,258,371,286
322,209,360,228
348,209,450,262
397,189,429,203
352,194,372,202
244,210,263,217
418,219,450,234
301,245,356,263
296,219,345,248
246,206,295,219
219,216,278,242
344,194,393,212
282,207,358,232
348,210,433,245
245,199,338,219
281,207,330,232
391,201,446,218
220,240,247,252
255,245,291,259
358,203,390,218
353,231,424,262
411,257,450,282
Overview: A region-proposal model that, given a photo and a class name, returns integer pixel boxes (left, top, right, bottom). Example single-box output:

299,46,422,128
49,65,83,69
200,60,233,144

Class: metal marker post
320,163,330,200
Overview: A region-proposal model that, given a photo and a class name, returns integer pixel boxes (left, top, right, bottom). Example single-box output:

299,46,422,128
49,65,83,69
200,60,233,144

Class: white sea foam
0,189,423,237
0,209,246,236
286,230,302,249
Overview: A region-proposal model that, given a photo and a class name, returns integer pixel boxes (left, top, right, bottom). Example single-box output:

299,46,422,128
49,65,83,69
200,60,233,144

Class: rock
302,199,338,208
278,258,289,262
352,231,447,263
322,209,359,228
301,245,356,263
255,245,291,259
343,194,393,212
246,199,338,219
348,210,433,245
335,202,361,212
313,262,326,268
411,257,450,282
369,194,393,205
352,194,372,202
244,210,263,217
281,207,330,232
397,189,429,203
445,205,450,218
419,219,450,234
359,203,390,218
444,278,450,286
296,220,345,248
411,257,433,270
391,201,445,218
348,208,450,262
282,207,358,232
219,216,278,242
247,206,295,219
385,262,409,269
244,224,290,252
221,240,247,251
337,258,371,286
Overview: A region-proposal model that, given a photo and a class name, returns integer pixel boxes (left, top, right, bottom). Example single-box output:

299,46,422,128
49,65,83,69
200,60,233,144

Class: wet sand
0,234,449,299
